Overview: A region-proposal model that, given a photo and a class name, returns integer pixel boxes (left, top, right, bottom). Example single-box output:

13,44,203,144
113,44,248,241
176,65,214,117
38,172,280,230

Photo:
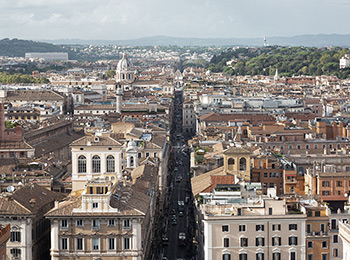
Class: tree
105,70,116,79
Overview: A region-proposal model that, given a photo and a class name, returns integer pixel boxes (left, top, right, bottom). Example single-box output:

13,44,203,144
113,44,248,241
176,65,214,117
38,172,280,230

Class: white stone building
0,184,65,260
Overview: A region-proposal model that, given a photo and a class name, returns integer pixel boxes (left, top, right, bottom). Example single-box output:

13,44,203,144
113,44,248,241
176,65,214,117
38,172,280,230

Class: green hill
0,38,77,59
209,46,350,79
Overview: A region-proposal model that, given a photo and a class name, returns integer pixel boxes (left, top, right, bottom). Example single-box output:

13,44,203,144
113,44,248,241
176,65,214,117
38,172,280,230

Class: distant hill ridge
41,34,350,47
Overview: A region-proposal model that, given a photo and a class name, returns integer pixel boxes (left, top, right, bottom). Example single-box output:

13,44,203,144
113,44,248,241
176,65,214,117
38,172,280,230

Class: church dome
117,53,133,72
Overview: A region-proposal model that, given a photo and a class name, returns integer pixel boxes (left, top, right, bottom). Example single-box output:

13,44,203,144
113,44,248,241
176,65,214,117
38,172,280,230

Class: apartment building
199,186,306,260
46,173,157,260
0,184,65,260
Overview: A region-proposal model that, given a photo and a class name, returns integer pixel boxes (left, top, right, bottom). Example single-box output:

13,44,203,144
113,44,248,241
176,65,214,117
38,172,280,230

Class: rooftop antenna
264,35,267,47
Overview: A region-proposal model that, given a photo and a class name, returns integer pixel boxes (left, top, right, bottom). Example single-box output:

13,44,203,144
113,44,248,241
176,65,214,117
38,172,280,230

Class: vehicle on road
178,201,185,215
162,235,169,246
178,232,186,246
176,175,182,182
172,218,177,225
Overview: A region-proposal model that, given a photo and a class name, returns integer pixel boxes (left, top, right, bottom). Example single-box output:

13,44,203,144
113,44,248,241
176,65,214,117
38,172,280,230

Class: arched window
228,158,235,170
106,155,115,173
240,158,247,171
78,155,86,173
92,155,101,173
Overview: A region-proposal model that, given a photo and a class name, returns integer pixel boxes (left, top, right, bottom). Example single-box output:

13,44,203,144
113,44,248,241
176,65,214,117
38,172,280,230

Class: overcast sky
0,0,350,40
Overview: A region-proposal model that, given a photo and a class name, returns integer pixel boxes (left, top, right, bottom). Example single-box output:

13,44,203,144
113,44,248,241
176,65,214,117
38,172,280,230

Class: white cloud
0,0,349,40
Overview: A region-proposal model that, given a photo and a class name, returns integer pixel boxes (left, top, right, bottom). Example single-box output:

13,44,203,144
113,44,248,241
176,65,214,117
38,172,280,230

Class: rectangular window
92,238,99,250
123,219,130,229
61,238,68,250
222,225,229,232
76,238,83,250
337,181,342,187
308,241,313,248
308,254,313,260
256,253,264,260
256,224,264,231
333,234,338,243
256,237,265,246
10,249,21,258
290,252,296,260
321,223,325,234
92,219,99,229
61,219,68,229
273,252,281,260
76,219,83,226
108,219,115,226
289,224,297,231
315,211,320,217
322,181,329,187
307,224,311,234
124,237,130,250
240,237,248,247
239,225,246,232
322,253,328,260
223,254,231,260
224,238,230,247
272,224,281,231
92,202,99,208
269,208,273,215
322,241,327,248
289,236,298,246
239,254,247,260
10,231,20,242
272,237,281,246
108,238,115,250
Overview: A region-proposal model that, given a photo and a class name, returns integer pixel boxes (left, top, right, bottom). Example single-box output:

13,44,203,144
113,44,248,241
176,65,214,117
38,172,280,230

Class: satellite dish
18,182,23,186
21,173,26,177
345,193,348,198
7,186,14,192
1,173,6,178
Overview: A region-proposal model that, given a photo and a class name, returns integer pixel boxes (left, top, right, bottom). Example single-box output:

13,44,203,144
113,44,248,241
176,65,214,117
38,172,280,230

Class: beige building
196,183,306,260
46,170,158,260
339,221,350,260
71,135,123,191
223,146,251,181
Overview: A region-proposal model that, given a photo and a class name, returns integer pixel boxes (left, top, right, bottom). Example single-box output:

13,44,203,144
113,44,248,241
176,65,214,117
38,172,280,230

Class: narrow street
156,89,196,260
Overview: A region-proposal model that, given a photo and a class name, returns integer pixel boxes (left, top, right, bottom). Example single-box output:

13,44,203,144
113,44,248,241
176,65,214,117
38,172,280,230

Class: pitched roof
71,135,122,147
0,184,66,216
6,90,64,101
223,146,251,155
202,176,237,193
191,166,227,196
